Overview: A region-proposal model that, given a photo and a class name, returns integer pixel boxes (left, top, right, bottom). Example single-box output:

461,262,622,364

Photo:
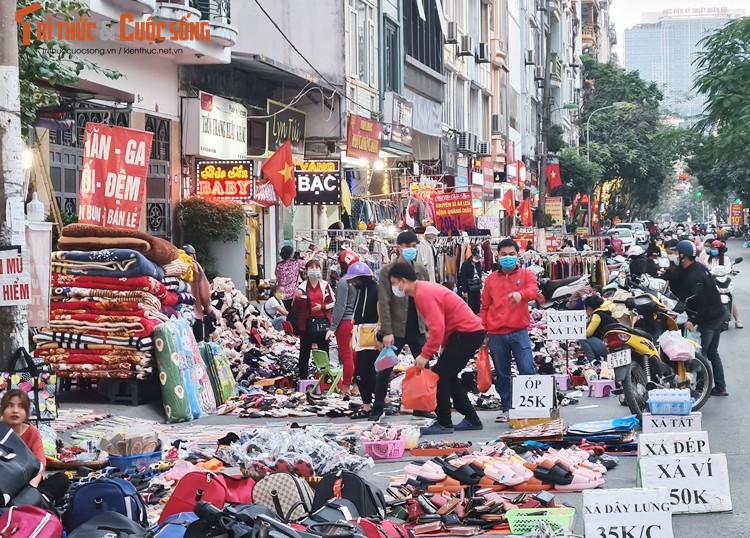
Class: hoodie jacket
480,267,539,335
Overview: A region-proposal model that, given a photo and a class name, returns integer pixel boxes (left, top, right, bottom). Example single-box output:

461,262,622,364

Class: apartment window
443,73,454,125
403,0,444,73
468,0,478,37
481,3,490,43
455,79,465,131
509,87,520,131
384,19,399,92
469,89,480,134
445,0,455,21
349,0,375,86
482,95,491,139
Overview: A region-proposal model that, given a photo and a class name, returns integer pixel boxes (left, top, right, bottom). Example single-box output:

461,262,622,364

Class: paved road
60,239,750,535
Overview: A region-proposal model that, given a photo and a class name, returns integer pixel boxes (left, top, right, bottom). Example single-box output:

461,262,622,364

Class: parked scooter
711,257,743,331
537,274,591,309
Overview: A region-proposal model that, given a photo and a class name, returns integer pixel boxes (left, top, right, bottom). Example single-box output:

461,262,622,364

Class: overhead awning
231,53,336,92
37,78,135,108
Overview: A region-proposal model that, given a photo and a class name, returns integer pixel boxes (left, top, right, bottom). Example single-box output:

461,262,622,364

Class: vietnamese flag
546,163,562,191
518,197,533,226
501,189,515,216
261,139,296,207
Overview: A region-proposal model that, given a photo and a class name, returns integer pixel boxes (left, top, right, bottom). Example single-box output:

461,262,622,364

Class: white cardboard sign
638,431,710,457
583,488,674,538
545,310,587,341
0,249,31,307
642,412,702,433
638,454,732,514
509,375,555,419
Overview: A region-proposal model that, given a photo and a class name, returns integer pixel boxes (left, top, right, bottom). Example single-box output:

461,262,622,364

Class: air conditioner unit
446,21,458,44
476,141,491,156
457,131,475,153
476,42,490,63
491,114,503,134
537,141,546,157
525,50,535,65
458,35,474,57
535,67,545,80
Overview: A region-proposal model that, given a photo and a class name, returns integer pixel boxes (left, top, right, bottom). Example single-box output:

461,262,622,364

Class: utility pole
0,1,28,367
538,7,554,227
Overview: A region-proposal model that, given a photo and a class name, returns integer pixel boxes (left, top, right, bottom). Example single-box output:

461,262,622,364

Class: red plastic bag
477,345,493,394
401,367,439,413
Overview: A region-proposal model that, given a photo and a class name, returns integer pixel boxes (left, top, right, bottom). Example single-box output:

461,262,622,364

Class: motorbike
536,273,590,309
711,257,743,331
602,291,713,418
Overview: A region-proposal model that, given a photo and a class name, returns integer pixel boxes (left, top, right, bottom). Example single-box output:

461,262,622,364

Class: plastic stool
588,379,617,398
554,374,570,391
298,379,320,394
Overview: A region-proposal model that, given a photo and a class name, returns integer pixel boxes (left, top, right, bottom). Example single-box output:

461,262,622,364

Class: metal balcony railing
192,0,231,24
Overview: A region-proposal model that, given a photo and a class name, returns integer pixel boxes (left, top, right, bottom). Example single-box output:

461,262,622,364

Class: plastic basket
506,508,576,534
646,399,693,415
362,439,406,460
108,451,163,470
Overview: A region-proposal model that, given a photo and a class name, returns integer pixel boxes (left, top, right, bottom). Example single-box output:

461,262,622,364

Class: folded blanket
52,274,167,299
163,253,192,280
51,297,164,316
56,370,151,380
51,306,168,323
52,249,164,280
163,277,191,293
33,330,153,351
163,291,178,308
175,304,196,325
35,348,149,364
49,314,162,337
61,224,180,266
52,362,140,371
52,288,162,311
175,292,196,306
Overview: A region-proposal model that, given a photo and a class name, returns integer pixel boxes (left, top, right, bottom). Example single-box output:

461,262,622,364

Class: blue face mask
710,249,719,256
402,248,418,262
335,267,342,276
499,255,518,271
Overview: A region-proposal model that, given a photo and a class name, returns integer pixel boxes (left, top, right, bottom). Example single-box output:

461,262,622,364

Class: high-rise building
623,8,745,122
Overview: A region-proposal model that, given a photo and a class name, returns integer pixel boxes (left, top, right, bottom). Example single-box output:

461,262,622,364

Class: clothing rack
523,252,609,286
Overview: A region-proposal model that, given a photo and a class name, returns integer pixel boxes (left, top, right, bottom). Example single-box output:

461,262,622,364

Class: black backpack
312,471,385,519
69,513,150,538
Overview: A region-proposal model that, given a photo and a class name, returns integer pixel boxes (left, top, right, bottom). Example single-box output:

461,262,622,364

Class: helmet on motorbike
711,240,724,248
626,245,644,257
338,249,360,267
676,240,697,259
343,261,372,280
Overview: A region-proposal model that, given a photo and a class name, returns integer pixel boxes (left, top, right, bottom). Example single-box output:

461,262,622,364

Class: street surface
59,239,750,536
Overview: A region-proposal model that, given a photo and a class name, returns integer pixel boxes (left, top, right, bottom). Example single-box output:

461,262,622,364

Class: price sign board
641,412,702,433
638,454,732,514
0,249,31,307
583,488,674,538
546,310,587,341
509,375,555,419
638,431,710,457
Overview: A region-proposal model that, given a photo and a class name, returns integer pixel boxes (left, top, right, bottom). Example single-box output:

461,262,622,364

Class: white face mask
392,284,406,298
668,254,679,265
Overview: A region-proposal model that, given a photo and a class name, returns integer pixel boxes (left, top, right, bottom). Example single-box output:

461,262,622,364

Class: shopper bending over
389,263,486,435
293,259,335,380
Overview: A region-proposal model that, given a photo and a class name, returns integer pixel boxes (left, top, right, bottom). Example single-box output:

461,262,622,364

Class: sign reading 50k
79,123,154,231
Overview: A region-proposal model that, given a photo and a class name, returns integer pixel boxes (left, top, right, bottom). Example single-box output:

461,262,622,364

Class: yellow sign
547,197,564,226
576,227,589,236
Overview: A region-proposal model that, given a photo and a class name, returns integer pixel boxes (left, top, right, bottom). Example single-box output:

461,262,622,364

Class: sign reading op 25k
294,160,341,206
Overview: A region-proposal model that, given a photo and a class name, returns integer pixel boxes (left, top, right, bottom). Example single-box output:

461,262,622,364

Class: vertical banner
730,203,743,227
79,123,153,230
433,192,475,231
547,196,564,226
26,225,51,328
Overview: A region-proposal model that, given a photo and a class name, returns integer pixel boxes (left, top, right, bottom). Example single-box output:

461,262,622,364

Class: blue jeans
579,337,608,362
271,315,286,331
488,330,537,412
699,318,726,391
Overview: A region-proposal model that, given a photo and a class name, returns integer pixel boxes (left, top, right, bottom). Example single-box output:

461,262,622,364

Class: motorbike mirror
625,298,636,309
735,257,743,265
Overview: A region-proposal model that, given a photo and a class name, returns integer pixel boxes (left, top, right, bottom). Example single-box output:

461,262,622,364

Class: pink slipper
485,462,525,486
554,474,604,491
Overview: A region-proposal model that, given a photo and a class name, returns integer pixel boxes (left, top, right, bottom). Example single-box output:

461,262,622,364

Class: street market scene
0,0,749,537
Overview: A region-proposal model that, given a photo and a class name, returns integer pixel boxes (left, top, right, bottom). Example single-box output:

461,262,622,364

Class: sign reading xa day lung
583,488,674,538
294,160,341,206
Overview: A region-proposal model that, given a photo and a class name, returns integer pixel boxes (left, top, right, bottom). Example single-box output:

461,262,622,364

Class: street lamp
585,102,627,233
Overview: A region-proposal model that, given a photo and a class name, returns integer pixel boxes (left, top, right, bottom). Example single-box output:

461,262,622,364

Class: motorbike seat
542,276,583,295
605,324,654,341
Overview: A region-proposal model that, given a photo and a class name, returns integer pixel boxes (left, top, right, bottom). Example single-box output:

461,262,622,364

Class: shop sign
383,92,413,148
196,160,253,202
642,413,702,433
730,203,743,226
78,123,153,230
576,227,590,236
346,114,382,161
546,310,587,341
266,99,306,158
482,158,494,201
638,454,732,514
184,91,247,160
476,216,499,232
510,375,554,419
294,159,341,206
583,489,674,538
514,227,535,248
638,431,710,457
547,196,564,226
456,164,469,189
0,249,31,307
441,136,458,175
433,192,475,232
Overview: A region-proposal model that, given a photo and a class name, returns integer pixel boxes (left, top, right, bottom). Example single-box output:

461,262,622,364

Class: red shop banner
346,114,382,161
78,123,153,230
434,192,475,232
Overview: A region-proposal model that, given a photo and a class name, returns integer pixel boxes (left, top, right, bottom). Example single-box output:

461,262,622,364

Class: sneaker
420,422,455,436
412,410,437,419
368,410,386,422
711,388,729,396
735,321,744,329
495,411,510,423
454,419,484,431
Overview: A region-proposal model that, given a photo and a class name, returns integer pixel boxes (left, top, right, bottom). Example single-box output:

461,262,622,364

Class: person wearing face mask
460,247,484,314
389,263,486,435
664,240,729,396
480,239,540,422
703,240,743,328
264,284,289,331
293,259,336,381
417,226,440,282
377,231,430,419
327,249,361,395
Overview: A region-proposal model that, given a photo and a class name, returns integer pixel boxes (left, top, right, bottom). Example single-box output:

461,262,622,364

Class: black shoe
711,388,729,396
454,419,484,431
413,410,437,419
368,410,386,422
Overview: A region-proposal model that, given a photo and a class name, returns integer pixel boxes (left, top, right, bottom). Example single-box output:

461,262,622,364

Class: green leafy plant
17,0,123,129
47,211,77,251
177,197,246,274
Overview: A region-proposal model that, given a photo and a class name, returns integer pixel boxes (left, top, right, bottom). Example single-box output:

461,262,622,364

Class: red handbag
216,473,255,504
477,346,493,394
158,471,227,524
0,506,62,538
355,518,413,538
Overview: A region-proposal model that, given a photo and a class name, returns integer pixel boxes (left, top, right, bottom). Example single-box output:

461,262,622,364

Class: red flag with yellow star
546,163,562,191
262,139,296,207
518,197,533,226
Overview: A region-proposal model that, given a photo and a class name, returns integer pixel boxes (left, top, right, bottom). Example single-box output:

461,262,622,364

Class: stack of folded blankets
33,224,182,381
